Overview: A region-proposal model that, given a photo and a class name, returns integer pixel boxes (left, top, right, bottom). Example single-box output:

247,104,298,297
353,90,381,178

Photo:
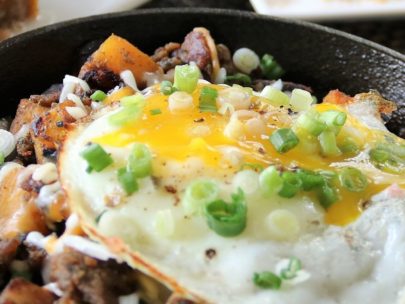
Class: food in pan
0,28,404,304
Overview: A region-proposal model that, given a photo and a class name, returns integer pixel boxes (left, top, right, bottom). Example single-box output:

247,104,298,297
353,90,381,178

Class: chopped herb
253,271,282,289
90,90,107,102
80,143,113,172
225,73,252,86
260,54,285,80
270,128,299,154
150,108,162,115
199,86,218,113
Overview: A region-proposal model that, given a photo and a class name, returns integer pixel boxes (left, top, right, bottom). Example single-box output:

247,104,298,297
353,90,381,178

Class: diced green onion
225,73,252,86
205,188,247,237
369,144,405,174
289,89,313,112
280,257,302,280
95,210,107,224
80,143,113,172
295,110,326,136
270,128,300,154
0,152,4,165
259,166,283,197
199,86,218,113
160,80,176,95
173,64,200,93
260,86,289,107
150,108,162,115
320,110,347,135
253,271,282,289
117,167,139,195
316,183,339,209
182,180,219,215
318,130,341,157
127,143,152,178
278,171,303,198
338,138,359,155
90,90,107,102
317,170,338,184
109,94,145,126
260,54,285,80
296,169,325,191
339,167,368,192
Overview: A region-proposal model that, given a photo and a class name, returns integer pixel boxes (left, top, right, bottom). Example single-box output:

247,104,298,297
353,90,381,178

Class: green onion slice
182,180,219,215
80,143,113,172
319,110,347,135
199,86,218,113
278,172,303,198
173,64,200,93
339,167,368,192
270,128,300,154
295,110,326,136
296,169,325,191
90,90,107,102
150,108,162,115
369,143,405,174
338,138,359,155
0,152,4,165
280,257,302,280
261,86,289,107
160,80,176,95
109,94,145,126
205,188,247,237
253,271,282,289
117,167,139,195
127,143,152,178
259,166,283,197
225,73,252,86
317,182,339,209
318,130,341,157
260,54,285,80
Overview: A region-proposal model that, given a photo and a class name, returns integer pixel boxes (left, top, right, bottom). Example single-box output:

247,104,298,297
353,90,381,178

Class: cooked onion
120,70,138,91
0,129,16,157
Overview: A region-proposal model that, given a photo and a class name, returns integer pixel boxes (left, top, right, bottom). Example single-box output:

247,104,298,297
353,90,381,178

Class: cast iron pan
0,8,404,136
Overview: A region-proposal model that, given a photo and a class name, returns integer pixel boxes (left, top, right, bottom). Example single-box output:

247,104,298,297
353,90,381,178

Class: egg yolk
94,84,404,226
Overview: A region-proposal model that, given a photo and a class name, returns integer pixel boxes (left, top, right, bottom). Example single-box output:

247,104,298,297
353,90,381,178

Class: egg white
59,95,405,304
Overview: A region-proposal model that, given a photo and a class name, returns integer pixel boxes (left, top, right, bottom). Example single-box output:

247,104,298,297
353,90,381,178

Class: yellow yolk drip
94,83,404,226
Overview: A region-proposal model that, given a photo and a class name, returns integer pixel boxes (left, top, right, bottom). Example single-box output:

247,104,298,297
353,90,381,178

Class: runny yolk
93,84,404,226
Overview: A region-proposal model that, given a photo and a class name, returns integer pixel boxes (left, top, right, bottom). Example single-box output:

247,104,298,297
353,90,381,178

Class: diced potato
10,99,48,134
79,34,161,88
0,165,48,239
0,278,55,304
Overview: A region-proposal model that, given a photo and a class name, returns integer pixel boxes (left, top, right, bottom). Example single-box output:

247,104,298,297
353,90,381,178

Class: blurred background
1,0,404,54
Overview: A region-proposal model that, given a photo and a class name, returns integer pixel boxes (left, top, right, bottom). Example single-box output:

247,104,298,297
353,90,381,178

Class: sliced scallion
127,143,152,178
117,167,139,195
260,86,289,107
0,152,4,165
260,54,285,80
253,271,282,289
109,94,145,126
289,89,313,112
338,138,359,155
205,188,247,237
295,110,326,136
280,257,302,280
278,171,303,198
339,167,368,192
150,108,162,115
80,143,113,172
296,169,325,191
160,80,176,95
90,90,107,102
199,86,218,113
173,64,200,93
259,166,283,197
318,130,341,157
320,110,347,135
316,183,338,209
225,73,252,86
270,128,299,154
182,180,219,215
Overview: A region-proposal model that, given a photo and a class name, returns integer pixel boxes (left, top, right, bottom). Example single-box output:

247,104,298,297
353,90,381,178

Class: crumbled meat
80,68,121,92
164,185,177,194
216,43,237,75
252,79,313,94
152,42,183,72
0,239,20,288
0,278,55,304
29,92,60,108
178,30,211,72
46,248,140,304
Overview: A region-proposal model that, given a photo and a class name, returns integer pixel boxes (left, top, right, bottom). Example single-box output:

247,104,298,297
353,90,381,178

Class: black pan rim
1,7,404,63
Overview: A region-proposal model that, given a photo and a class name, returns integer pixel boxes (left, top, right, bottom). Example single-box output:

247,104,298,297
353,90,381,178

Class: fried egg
59,81,405,304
